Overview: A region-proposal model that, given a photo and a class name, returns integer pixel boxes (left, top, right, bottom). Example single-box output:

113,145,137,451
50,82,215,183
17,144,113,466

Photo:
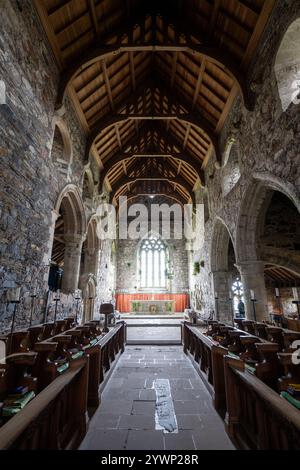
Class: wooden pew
277,353,300,392
69,326,101,407
182,322,228,416
98,321,126,385
0,320,126,449
286,318,300,333
224,355,300,450
0,356,89,449
243,321,256,336
255,322,269,340
266,326,285,351
234,318,245,331
255,343,283,390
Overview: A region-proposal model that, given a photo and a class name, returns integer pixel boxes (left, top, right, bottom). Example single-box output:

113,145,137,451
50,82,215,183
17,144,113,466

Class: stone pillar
62,234,84,294
237,261,268,322
211,271,232,323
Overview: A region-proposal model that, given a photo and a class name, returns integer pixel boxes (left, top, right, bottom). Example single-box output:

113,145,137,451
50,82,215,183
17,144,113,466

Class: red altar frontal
115,293,189,313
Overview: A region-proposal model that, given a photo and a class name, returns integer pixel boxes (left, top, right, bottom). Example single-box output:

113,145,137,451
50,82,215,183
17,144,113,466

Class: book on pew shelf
4,391,35,407
8,386,29,398
55,356,67,365
287,387,300,398
69,348,79,354
57,362,69,374
71,351,84,359
281,392,300,410
2,391,36,416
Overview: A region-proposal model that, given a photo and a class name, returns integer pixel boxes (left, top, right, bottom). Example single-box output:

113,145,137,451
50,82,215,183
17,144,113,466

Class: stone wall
0,1,112,329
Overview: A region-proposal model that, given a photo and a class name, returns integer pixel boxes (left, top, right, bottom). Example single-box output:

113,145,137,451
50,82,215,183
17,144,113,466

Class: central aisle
79,346,235,451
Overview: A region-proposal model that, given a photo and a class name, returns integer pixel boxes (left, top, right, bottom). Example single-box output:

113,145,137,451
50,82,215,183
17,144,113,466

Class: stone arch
54,184,86,236
236,173,300,263
51,116,73,178
275,18,300,112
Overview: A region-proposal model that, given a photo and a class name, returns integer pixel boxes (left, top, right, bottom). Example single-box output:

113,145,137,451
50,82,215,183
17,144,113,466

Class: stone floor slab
132,400,156,415
164,430,196,450
118,414,155,430
126,430,164,450
79,430,128,450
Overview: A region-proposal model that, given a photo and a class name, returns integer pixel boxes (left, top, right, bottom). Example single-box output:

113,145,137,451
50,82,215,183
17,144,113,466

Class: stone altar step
126,325,182,344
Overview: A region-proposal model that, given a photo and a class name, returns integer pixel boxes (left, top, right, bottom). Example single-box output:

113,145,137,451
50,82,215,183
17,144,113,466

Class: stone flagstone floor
79,346,235,451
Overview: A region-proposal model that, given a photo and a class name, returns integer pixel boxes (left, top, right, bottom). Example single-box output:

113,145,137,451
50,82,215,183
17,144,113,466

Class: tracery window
139,236,168,289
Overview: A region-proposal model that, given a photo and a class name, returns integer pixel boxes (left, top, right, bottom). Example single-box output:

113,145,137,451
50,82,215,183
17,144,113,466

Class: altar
130,299,175,314
115,293,189,313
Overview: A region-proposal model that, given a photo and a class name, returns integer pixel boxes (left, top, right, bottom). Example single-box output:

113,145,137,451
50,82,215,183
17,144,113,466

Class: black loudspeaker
48,265,63,291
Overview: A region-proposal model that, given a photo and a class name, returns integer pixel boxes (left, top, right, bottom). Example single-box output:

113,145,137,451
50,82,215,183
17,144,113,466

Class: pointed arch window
139,236,168,289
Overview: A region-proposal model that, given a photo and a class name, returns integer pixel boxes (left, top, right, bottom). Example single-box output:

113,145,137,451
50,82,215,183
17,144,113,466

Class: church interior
0,0,300,452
